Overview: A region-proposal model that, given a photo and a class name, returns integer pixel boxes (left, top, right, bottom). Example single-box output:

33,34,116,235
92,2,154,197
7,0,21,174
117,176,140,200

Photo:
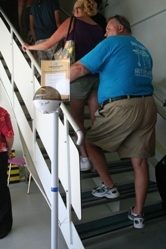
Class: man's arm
54,10,61,28
18,0,26,30
70,61,90,82
29,14,36,42
3,111,14,152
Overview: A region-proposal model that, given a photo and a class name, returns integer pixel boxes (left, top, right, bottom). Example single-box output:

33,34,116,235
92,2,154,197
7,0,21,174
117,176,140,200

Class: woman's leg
70,90,98,157
70,82,98,170
70,98,87,157
87,90,98,123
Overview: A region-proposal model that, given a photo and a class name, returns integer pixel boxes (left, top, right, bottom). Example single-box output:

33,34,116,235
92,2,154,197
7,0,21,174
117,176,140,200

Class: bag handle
66,15,75,41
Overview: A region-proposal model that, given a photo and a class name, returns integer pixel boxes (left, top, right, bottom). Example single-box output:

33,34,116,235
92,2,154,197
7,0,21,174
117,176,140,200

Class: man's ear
118,24,125,33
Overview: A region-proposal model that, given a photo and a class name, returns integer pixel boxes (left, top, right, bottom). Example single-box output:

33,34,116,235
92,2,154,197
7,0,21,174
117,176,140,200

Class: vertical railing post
10,28,14,106
51,110,59,249
64,117,73,245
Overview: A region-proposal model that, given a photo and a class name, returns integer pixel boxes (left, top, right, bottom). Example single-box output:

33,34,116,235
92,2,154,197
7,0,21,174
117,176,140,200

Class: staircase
1,8,166,249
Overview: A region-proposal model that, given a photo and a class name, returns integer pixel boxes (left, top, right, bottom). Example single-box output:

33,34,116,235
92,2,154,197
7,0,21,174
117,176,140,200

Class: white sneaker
128,207,144,229
80,157,91,171
92,184,120,199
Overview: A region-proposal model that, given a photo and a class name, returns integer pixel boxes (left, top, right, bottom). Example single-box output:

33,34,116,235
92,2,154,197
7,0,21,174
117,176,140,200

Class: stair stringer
0,10,85,249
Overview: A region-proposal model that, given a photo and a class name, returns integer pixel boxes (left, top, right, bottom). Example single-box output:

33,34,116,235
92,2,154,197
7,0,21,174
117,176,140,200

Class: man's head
105,15,132,37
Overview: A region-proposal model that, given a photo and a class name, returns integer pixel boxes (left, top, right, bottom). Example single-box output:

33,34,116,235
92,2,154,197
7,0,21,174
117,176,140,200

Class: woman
22,0,104,171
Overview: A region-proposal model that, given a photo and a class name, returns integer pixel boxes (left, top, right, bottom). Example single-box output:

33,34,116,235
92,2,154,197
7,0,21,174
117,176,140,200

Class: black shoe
0,224,12,239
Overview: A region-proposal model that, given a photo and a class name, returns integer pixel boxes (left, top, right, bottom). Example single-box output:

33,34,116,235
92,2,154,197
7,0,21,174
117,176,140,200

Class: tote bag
54,16,75,64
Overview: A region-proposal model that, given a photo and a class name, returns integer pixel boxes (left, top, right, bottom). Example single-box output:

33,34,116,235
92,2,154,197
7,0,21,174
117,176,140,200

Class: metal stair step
80,160,132,179
81,181,157,208
76,202,166,241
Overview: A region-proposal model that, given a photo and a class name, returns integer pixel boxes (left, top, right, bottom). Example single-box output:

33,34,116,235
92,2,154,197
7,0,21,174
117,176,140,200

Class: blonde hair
74,0,97,16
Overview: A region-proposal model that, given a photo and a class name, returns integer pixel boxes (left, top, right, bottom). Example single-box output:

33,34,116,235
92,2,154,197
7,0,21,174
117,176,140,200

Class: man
70,15,157,229
29,0,61,63
0,106,14,238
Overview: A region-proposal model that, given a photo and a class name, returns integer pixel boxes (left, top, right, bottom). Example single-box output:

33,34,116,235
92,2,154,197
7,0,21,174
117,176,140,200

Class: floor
1,181,166,249
1,182,51,249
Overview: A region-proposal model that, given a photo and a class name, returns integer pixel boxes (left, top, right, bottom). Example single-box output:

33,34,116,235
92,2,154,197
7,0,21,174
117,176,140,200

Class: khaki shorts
70,75,99,99
86,96,157,158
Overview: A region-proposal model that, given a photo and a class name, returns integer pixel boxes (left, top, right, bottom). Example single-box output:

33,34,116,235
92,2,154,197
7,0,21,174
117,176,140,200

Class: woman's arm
22,17,71,51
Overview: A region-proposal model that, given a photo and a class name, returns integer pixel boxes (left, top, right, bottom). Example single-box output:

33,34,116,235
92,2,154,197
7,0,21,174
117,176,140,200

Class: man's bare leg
86,142,115,188
131,157,149,214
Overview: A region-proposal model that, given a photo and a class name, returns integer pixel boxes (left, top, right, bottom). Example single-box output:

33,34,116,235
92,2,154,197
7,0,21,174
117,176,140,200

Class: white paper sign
41,59,70,101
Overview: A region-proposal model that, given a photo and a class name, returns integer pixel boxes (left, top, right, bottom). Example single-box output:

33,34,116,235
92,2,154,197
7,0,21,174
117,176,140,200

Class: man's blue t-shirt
80,35,153,104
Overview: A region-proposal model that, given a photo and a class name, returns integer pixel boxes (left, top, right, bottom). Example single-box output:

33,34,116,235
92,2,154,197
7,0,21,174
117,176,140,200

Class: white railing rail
0,8,84,249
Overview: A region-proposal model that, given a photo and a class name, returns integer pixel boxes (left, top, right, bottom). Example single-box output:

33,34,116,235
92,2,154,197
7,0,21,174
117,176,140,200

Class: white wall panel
132,12,166,82
106,0,166,24
104,0,166,82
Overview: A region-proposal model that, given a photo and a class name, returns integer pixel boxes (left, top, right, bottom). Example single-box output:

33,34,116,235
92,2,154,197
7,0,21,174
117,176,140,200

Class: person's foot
80,157,91,171
128,207,144,229
92,183,120,199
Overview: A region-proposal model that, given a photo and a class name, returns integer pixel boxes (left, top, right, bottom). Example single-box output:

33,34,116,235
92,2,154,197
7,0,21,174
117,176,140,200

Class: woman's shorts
86,96,157,159
70,75,99,100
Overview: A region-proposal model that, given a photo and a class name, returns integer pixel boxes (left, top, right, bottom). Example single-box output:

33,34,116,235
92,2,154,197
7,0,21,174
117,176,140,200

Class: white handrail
0,8,41,74
60,103,83,145
0,8,83,146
